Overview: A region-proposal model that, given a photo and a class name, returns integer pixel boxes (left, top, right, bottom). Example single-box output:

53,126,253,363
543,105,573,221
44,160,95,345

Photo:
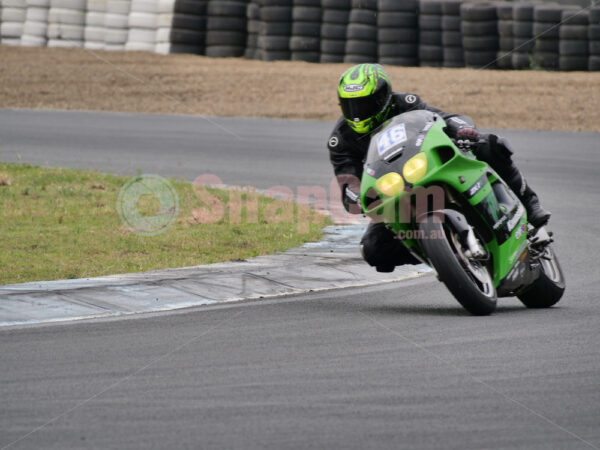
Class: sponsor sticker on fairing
377,123,407,156
506,203,525,232
468,181,482,198
415,134,425,147
515,221,527,240
493,215,508,230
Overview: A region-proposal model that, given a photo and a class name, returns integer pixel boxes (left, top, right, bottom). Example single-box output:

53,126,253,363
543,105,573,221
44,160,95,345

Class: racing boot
519,186,551,228
505,171,551,228
476,135,551,228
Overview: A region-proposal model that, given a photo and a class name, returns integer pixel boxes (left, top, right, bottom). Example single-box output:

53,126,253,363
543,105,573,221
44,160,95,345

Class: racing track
1,109,599,450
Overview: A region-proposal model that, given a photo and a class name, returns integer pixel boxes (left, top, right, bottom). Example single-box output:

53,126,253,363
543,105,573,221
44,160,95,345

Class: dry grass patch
0,173,12,186
1,46,599,132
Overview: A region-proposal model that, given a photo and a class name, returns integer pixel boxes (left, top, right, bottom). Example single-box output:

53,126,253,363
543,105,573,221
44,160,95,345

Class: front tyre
419,220,497,316
517,245,565,308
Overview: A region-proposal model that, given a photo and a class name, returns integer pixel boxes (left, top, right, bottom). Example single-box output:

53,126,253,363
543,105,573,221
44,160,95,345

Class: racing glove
455,127,481,150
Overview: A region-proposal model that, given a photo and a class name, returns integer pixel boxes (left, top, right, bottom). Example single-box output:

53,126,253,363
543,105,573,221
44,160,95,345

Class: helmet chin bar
347,117,374,134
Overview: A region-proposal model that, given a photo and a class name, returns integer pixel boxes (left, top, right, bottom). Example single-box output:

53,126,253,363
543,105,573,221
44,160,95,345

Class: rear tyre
419,219,497,316
517,246,565,308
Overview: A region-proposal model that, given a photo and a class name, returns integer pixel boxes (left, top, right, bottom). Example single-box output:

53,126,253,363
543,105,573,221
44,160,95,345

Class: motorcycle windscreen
365,110,438,167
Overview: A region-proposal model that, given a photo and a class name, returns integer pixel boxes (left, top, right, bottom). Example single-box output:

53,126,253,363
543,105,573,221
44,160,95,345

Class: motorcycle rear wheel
517,245,565,308
419,220,497,316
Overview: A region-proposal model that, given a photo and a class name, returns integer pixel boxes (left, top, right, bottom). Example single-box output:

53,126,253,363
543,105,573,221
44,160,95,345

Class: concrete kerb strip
0,223,431,327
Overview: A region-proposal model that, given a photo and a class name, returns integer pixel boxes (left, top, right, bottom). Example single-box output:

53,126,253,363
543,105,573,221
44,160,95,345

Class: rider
328,63,551,272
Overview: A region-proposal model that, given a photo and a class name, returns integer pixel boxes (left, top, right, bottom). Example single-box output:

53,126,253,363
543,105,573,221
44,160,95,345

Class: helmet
337,63,393,135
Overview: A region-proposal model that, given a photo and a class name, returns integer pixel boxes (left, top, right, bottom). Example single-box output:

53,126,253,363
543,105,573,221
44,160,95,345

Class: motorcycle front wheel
419,219,497,316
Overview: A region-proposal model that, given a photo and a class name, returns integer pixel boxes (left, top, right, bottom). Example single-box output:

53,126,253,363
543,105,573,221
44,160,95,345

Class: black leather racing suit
327,92,535,270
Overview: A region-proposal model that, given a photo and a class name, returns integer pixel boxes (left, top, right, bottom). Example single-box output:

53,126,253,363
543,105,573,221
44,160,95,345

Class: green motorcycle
360,110,565,315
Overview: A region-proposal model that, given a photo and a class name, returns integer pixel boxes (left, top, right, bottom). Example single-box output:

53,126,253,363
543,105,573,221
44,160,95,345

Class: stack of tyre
47,0,87,47
377,0,419,67
83,0,105,49
460,2,498,69
590,7,600,71
320,0,351,63
289,0,321,62
104,0,130,50
205,0,248,57
155,0,207,55
511,3,535,70
126,0,158,51
21,0,49,47
244,1,259,59
256,1,292,61
441,0,463,68
559,9,589,71
1,0,26,45
496,2,513,69
344,0,377,63
418,0,443,67
531,4,569,71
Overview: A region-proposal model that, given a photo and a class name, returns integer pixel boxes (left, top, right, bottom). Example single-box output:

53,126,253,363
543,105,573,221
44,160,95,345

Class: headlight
403,153,428,183
375,172,405,197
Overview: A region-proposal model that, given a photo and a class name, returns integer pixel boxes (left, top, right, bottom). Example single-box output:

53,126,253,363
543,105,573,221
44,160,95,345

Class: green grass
0,163,330,285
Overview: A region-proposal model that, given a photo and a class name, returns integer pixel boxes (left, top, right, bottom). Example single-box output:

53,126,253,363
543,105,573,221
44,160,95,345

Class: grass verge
0,163,330,285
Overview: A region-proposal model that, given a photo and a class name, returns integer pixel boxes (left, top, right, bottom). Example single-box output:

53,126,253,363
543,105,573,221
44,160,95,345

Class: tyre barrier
320,0,350,63
21,0,49,47
461,2,497,69
46,0,87,47
290,0,321,62
83,0,105,50
244,0,258,58
590,7,600,71
104,0,130,50
377,0,418,67
559,8,589,71
126,0,158,52
419,0,443,67
511,3,534,70
2,0,598,72
155,0,207,55
255,1,293,61
532,4,573,71
205,0,248,57
496,1,513,69
344,0,377,63
1,0,27,45
441,0,463,68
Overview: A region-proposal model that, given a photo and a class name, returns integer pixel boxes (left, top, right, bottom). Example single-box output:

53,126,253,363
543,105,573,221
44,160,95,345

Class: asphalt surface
0,109,333,190
1,109,600,449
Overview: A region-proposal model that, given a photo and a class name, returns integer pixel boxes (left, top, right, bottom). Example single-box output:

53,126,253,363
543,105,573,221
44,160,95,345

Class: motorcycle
359,110,565,315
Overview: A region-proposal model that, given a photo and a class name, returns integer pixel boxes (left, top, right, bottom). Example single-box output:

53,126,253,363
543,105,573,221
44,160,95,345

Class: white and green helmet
337,63,393,135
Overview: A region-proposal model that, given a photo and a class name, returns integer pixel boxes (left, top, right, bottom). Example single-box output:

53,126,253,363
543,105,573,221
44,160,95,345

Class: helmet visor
339,85,390,122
